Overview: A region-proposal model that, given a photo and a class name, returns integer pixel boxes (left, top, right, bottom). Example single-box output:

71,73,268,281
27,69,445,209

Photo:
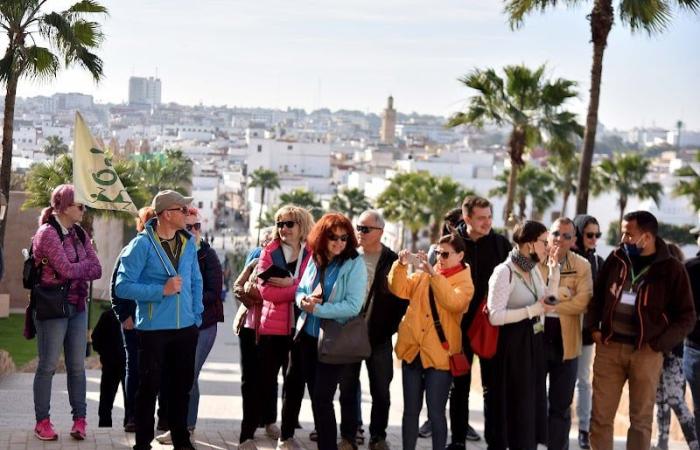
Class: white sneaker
276,438,301,449
239,439,258,450
265,423,281,439
155,430,172,445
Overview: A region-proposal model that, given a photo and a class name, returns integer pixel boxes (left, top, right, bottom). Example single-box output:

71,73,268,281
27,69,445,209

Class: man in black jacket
683,225,700,441
447,196,511,449
340,210,406,450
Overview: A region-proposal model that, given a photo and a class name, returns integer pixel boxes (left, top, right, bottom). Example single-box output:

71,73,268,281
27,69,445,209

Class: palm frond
66,0,108,15
619,0,673,33
23,45,59,80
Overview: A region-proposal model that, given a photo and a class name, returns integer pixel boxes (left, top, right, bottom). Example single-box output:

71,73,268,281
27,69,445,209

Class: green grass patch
0,313,37,368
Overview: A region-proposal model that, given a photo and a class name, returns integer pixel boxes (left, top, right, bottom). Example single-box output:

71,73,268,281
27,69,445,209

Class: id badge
620,290,637,306
533,318,544,334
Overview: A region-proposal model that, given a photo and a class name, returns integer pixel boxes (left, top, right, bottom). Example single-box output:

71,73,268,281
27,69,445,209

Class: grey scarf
509,248,537,273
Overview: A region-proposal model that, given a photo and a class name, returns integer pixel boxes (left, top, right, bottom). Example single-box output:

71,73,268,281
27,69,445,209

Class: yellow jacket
539,250,593,360
388,261,474,370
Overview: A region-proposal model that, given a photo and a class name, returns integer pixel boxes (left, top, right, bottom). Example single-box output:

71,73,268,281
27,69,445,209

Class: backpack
22,217,87,289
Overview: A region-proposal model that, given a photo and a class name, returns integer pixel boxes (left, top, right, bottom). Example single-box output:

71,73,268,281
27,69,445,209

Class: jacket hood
573,214,599,254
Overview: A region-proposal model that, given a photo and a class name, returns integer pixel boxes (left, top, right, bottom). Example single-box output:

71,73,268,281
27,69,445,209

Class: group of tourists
22,182,700,450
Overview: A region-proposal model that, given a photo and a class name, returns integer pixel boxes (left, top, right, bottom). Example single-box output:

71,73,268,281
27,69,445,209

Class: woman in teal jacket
294,213,367,450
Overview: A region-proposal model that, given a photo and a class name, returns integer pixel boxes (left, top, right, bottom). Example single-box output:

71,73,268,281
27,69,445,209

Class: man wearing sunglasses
115,190,203,450
538,217,592,450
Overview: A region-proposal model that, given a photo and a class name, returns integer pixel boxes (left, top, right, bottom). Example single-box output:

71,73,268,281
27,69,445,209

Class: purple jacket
33,219,102,311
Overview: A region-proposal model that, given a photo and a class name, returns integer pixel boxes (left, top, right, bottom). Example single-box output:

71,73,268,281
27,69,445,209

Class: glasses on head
552,230,573,240
586,232,602,239
356,224,382,234
328,233,349,242
276,220,297,229
185,223,202,232
437,251,453,259
166,206,189,215
70,204,85,211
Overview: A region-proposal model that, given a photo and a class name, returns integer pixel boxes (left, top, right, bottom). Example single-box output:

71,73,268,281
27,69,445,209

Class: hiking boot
465,424,481,442
578,430,590,449
34,418,58,441
70,417,87,440
369,438,390,450
339,439,357,450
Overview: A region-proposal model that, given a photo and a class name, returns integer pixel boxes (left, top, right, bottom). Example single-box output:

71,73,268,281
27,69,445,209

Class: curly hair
307,212,359,268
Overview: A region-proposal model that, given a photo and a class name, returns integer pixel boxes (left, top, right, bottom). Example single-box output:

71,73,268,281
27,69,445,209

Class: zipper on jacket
148,304,153,320
636,285,645,349
177,293,180,329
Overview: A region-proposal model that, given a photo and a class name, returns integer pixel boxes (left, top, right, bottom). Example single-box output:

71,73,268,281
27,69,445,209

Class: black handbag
32,283,70,320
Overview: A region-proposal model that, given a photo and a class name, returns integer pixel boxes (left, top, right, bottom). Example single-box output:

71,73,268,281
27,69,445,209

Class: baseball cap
152,190,193,214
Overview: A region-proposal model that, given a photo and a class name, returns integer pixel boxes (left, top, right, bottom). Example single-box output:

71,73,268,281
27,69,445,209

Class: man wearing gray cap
115,190,203,450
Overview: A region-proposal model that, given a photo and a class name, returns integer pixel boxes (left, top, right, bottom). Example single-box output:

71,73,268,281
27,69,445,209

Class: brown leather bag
233,259,263,335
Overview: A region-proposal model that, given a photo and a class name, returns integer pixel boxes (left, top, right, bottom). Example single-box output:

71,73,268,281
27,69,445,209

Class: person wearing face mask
487,220,560,450
588,210,695,450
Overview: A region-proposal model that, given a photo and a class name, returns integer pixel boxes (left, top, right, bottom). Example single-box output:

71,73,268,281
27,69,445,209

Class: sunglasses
166,206,189,215
328,233,349,242
185,223,202,232
356,225,382,234
276,221,296,229
437,251,453,259
70,204,85,211
585,232,602,239
552,230,573,240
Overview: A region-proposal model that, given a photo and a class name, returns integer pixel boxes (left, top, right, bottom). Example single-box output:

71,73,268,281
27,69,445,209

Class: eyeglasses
437,251,453,259
536,238,548,246
356,224,383,234
166,206,189,215
276,221,297,229
186,223,202,232
328,233,349,242
585,232,602,239
552,230,573,240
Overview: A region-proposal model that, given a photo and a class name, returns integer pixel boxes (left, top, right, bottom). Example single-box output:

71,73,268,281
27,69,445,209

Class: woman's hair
274,205,315,241
438,233,467,255
512,220,548,245
136,206,156,232
307,212,358,268
442,207,463,235
39,184,75,225
667,242,685,262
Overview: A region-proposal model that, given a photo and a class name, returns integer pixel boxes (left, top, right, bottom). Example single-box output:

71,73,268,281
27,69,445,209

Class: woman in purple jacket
32,184,102,441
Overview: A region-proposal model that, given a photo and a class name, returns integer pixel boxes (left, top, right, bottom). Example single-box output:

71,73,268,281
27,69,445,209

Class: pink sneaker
34,418,58,441
70,417,87,440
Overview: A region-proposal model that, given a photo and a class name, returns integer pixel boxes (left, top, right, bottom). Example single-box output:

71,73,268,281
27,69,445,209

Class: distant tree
673,151,700,212
490,165,556,221
133,150,193,199
0,0,108,246
547,151,580,218
43,136,69,161
427,176,474,241
248,168,280,245
376,172,431,251
505,0,700,215
329,188,372,220
448,64,582,225
278,188,323,220
591,153,663,227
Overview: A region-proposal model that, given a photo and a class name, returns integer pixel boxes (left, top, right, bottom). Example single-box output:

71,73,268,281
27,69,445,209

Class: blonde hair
274,205,315,242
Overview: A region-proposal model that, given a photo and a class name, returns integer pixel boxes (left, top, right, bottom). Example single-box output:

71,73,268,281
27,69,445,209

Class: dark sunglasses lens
194,223,201,230
277,221,295,228
356,225,369,233
587,232,602,239
340,235,348,242
439,252,450,258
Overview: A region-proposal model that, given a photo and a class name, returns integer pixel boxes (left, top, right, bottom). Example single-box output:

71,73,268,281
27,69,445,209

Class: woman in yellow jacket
388,233,474,450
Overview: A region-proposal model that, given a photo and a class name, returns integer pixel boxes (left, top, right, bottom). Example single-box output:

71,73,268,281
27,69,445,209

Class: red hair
307,213,359,268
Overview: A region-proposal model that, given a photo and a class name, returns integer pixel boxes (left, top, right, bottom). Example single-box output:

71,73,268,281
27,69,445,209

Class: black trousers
133,326,198,450
544,319,578,450
281,332,319,440
239,328,290,442
98,360,126,427
316,358,361,450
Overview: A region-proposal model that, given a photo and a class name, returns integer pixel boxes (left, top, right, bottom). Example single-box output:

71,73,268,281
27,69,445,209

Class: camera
544,295,559,306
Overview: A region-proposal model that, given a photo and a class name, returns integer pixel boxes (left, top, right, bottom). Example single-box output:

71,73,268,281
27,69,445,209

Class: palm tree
329,187,372,220
0,0,108,245
376,172,431,251
490,165,556,221
505,0,700,215
133,150,193,199
591,153,663,227
448,64,582,225
427,176,474,240
248,168,280,245
278,188,323,220
673,151,700,212
43,135,69,161
547,152,580,217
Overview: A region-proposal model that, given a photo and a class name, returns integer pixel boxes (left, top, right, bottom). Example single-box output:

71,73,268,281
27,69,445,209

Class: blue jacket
115,218,203,330
295,255,367,334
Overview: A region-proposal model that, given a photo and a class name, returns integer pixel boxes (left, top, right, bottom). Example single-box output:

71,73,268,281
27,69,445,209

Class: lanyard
512,267,538,302
630,265,650,286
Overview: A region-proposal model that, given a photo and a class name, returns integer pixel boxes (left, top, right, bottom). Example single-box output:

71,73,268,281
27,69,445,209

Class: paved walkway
0,298,687,449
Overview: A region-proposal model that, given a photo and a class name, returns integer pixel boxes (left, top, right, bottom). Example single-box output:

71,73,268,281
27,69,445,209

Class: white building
191,176,219,233
246,137,331,178
128,76,162,107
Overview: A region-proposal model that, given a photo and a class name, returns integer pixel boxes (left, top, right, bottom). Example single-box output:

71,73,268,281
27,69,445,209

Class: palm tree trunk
561,189,570,217
256,187,265,245
505,127,526,225
0,73,19,245
575,0,614,215
618,196,627,231
411,229,419,253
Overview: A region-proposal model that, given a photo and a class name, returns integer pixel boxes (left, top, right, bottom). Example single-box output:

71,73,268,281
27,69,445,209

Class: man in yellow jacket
538,217,592,450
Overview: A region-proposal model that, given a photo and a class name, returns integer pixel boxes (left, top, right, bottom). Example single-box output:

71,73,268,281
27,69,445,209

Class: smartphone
544,295,559,306
407,253,421,267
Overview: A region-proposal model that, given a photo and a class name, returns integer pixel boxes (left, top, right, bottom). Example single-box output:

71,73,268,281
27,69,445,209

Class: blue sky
14,0,700,130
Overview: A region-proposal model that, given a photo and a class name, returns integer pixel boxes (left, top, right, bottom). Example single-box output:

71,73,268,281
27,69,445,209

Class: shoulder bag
429,286,470,376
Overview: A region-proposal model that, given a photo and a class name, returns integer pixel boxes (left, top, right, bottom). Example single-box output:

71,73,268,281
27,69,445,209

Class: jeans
187,324,218,428
545,326,578,450
33,304,87,421
281,332,317,440
365,339,393,440
123,328,139,425
576,344,594,432
684,344,700,443
401,356,452,450
315,360,361,450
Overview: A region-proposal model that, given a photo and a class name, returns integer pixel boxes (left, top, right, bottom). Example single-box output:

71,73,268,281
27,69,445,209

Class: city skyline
11,0,700,130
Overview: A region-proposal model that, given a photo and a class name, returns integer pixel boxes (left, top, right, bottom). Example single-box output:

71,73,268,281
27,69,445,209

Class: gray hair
360,209,385,228
552,217,574,229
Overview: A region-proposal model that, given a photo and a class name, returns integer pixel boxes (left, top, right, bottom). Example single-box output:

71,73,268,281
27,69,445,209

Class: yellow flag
73,112,138,214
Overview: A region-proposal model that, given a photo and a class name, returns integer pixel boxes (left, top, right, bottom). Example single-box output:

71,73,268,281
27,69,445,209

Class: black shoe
124,421,136,433
309,429,318,442
578,430,590,449
418,420,432,438
355,427,365,445
465,424,481,442
446,443,465,450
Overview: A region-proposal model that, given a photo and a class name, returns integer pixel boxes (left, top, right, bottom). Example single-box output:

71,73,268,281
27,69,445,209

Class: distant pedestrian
91,309,126,428
31,184,102,441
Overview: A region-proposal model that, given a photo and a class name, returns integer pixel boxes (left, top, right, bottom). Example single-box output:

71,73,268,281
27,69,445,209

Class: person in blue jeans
684,227,700,442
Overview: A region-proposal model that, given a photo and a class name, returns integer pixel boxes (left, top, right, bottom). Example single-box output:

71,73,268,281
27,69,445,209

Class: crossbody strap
428,286,449,350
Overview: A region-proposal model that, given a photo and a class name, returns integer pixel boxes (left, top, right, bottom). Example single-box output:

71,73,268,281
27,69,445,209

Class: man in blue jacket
115,190,203,450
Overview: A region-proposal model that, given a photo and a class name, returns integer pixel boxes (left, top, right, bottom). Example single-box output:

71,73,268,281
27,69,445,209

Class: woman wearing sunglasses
30,184,102,441
293,213,367,450
240,206,315,449
388,234,473,450
572,214,605,449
